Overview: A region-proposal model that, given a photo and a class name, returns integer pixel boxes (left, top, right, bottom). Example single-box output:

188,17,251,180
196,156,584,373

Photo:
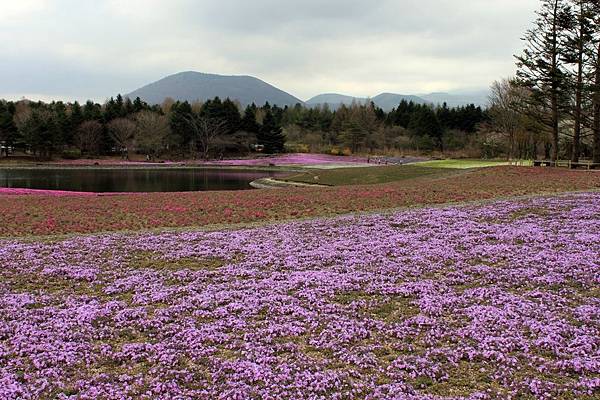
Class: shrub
61,148,82,160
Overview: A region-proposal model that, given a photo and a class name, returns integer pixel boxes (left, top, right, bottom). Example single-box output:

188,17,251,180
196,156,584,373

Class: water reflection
0,168,285,192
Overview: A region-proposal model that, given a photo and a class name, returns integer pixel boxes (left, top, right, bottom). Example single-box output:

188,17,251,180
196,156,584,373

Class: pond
0,168,287,193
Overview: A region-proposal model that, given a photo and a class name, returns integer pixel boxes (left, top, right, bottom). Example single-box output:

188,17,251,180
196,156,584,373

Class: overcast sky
0,0,539,102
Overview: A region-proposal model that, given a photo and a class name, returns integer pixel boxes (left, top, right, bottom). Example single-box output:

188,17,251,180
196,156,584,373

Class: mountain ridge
306,92,487,111
126,71,304,107
126,71,488,110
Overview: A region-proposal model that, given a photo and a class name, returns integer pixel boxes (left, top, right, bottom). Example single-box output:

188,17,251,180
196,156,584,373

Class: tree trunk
572,34,584,163
551,95,559,161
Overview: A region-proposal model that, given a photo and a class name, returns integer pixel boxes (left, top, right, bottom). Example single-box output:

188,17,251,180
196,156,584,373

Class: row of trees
1,93,488,159
284,101,487,154
0,96,285,160
515,0,600,162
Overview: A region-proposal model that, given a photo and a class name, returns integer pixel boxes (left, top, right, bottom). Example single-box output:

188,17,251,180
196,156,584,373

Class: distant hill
305,93,368,110
371,93,429,110
306,93,428,111
126,71,304,107
126,71,489,110
419,91,489,108
306,91,487,111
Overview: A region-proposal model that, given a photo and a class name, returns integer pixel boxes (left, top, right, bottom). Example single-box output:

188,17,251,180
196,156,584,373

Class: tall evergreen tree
83,101,102,121
69,101,84,140
0,103,18,156
408,106,444,151
123,97,135,116
221,98,242,134
593,23,600,162
240,105,261,133
169,101,194,150
436,102,452,130
581,0,600,162
516,0,570,161
53,102,70,149
21,109,60,159
257,110,285,153
562,0,596,162
133,97,146,113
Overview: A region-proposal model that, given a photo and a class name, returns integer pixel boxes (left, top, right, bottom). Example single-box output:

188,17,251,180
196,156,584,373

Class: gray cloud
0,0,539,102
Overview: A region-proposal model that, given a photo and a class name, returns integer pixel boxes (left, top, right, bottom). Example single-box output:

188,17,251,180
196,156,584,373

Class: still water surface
0,168,286,192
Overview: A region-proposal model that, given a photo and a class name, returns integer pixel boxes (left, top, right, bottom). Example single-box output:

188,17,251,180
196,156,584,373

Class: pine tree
394,100,415,128
594,34,600,162
586,1,600,162
221,98,242,134
0,103,18,157
53,102,70,149
21,108,60,159
516,0,570,161
240,105,261,133
124,97,134,116
562,0,597,162
133,97,145,113
83,101,102,121
408,106,444,151
257,110,285,153
436,103,452,130
169,101,194,150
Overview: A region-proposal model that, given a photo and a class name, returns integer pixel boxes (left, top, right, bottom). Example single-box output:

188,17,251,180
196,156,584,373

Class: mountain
371,93,429,110
127,71,489,110
306,91,489,111
305,93,368,110
419,91,489,108
126,71,304,107
306,93,428,111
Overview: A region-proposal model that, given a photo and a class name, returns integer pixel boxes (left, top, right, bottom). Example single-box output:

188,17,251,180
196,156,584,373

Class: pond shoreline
0,163,304,173
249,177,330,189
0,167,296,194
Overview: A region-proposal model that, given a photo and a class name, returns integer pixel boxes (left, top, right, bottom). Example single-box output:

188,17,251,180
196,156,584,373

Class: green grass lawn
283,165,460,186
414,159,510,169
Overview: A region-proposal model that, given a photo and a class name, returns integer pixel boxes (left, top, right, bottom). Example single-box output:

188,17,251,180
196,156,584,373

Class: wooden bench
533,160,600,170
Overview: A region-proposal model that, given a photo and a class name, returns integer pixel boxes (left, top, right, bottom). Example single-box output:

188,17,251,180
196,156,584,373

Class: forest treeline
0,94,487,160
499,0,600,162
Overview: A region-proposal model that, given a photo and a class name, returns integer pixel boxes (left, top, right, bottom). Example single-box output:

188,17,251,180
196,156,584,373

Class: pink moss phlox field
42,153,369,167
3,167,600,238
0,193,599,399
200,153,369,166
0,188,98,197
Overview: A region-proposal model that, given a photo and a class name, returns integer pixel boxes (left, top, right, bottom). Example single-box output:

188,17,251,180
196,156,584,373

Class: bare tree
77,120,103,156
352,102,380,153
161,97,176,114
133,111,170,161
107,118,136,160
12,101,32,134
184,115,229,160
489,78,531,159
191,101,204,114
